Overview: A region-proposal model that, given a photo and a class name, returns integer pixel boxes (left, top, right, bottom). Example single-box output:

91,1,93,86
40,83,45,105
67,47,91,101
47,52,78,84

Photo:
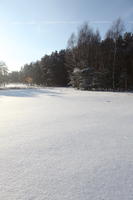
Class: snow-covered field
0,87,133,200
0,83,28,89
0,83,36,89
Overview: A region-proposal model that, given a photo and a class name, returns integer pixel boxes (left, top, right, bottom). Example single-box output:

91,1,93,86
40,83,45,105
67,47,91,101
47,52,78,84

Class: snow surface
0,83,29,89
0,87,133,200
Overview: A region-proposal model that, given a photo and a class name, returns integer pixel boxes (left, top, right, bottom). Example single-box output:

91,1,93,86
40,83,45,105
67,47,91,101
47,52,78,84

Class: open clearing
0,88,133,200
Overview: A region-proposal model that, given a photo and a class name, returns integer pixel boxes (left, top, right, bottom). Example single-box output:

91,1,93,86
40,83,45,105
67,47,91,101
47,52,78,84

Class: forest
0,18,133,91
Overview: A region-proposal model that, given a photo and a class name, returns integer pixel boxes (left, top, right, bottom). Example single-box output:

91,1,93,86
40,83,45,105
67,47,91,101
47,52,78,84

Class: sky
0,0,133,71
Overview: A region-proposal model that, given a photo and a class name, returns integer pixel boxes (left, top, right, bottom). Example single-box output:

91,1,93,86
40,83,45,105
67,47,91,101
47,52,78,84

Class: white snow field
0,87,133,200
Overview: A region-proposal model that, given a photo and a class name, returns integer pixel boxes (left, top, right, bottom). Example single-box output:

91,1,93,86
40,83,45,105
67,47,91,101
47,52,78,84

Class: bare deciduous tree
106,18,125,89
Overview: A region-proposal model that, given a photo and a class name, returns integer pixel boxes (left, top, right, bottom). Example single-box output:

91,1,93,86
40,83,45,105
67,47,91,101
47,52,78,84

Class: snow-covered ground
0,83,28,89
0,87,133,200
0,83,37,89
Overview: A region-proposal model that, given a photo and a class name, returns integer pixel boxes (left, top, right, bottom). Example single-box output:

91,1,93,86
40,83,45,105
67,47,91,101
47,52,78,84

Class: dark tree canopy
2,18,133,91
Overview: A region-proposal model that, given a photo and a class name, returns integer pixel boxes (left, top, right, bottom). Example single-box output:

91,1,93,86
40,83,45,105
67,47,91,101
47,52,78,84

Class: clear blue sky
0,0,133,71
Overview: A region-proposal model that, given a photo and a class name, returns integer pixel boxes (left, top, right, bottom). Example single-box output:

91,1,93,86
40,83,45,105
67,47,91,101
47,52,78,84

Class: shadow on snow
0,88,63,98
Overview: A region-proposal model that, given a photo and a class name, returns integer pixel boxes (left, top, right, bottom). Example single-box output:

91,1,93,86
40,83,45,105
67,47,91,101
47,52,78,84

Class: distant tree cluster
14,50,69,86
2,18,133,90
0,62,8,86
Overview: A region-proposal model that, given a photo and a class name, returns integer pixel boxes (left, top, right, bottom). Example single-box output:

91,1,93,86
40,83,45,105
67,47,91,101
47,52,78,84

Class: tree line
0,62,8,86
1,18,133,90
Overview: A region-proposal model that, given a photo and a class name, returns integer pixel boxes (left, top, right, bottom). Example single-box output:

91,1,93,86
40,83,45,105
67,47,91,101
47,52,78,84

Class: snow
0,87,133,200
0,83,29,89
